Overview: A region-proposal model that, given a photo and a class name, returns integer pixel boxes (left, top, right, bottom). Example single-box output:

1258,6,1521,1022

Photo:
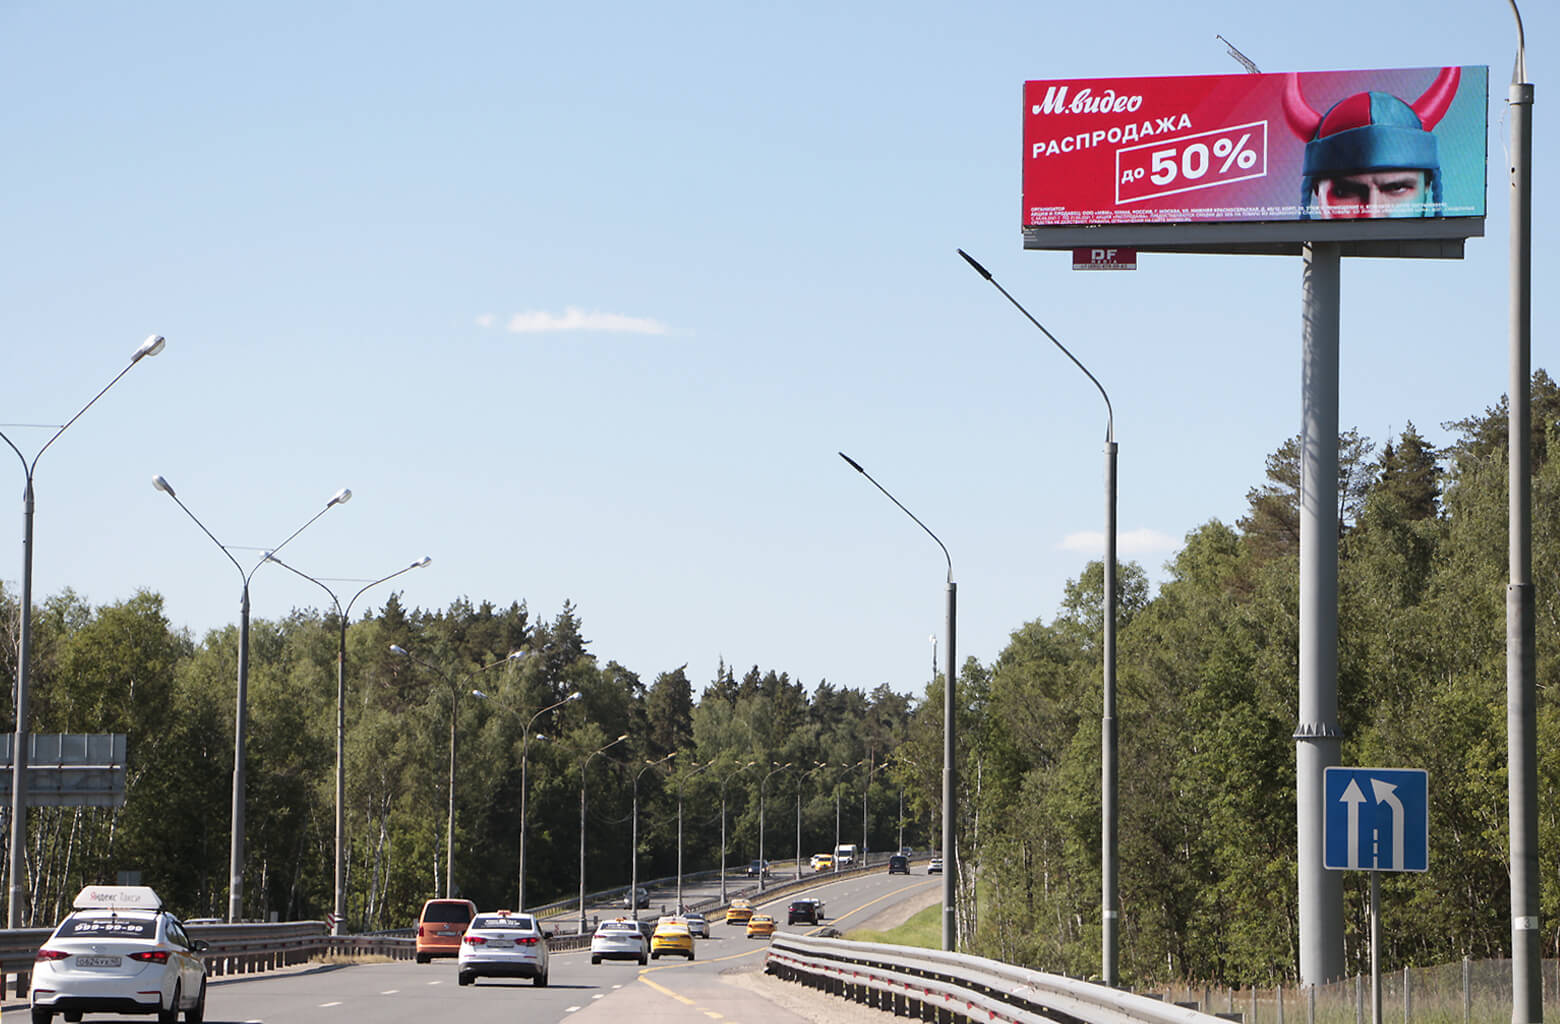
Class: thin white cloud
494,307,671,336
475,314,496,328
1059,528,1179,556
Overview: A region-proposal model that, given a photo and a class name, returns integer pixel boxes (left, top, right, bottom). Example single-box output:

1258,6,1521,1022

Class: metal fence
1142,960,1560,1024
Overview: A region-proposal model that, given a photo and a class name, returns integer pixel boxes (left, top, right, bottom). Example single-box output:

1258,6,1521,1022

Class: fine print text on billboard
1023,65,1487,243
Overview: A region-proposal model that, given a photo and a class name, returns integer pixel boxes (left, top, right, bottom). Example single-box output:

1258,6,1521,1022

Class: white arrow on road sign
1340,779,1367,869
1371,778,1405,870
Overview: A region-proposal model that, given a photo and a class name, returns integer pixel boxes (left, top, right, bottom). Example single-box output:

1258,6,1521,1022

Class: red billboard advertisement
1023,66,1487,244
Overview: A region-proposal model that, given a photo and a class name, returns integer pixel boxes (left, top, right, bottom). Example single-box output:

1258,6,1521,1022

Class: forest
2,373,1559,990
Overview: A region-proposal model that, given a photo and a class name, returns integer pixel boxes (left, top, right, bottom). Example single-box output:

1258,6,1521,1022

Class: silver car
30,885,209,1024
678,912,710,938
591,918,648,965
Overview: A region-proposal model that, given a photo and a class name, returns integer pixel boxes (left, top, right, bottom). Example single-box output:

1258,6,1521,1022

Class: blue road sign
1324,767,1428,872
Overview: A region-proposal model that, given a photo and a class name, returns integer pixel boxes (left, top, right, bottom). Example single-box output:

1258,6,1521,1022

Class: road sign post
1325,767,1428,1024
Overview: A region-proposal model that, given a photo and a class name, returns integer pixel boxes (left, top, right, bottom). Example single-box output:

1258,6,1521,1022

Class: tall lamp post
579,734,629,933
1,333,164,928
264,554,432,935
628,752,676,919
471,687,581,911
796,762,828,880
959,249,1118,981
1504,6,1538,1021
389,645,523,898
839,450,958,951
758,762,793,892
673,761,709,909
155,474,350,923
717,760,755,902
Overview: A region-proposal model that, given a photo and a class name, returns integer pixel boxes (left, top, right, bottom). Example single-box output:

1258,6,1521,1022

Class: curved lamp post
796,762,829,880
578,733,629,932
758,762,792,892
155,475,350,922
959,248,1118,981
673,761,709,910
839,450,958,950
717,760,755,902
0,333,163,927
860,757,887,859
627,752,676,919
471,687,581,910
389,645,523,898
264,554,431,934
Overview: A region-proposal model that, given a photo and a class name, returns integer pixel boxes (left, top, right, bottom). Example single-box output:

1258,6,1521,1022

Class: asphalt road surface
2,870,939,1024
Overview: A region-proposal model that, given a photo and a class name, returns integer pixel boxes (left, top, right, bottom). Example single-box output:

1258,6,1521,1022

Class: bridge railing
766,931,1234,1024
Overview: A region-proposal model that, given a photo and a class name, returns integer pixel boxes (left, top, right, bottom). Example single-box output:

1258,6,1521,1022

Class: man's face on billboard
1313,170,1430,219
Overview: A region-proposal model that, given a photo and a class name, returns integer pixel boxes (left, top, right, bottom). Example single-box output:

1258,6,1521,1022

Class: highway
2,871,935,1024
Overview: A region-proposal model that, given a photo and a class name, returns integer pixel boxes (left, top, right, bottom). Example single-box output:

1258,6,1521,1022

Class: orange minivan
415,898,478,962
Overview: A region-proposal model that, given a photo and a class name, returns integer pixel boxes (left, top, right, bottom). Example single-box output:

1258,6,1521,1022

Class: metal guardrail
0,921,415,998
766,932,1237,1024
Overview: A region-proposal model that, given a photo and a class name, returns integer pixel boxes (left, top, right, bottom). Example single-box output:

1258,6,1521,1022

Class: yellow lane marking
639,975,698,1004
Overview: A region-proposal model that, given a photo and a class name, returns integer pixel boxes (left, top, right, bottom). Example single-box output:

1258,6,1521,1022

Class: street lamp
959,247,1119,982
471,687,581,911
839,450,958,951
155,475,350,923
758,762,792,892
264,554,431,935
673,761,709,910
861,757,887,859
388,644,523,898
627,752,676,919
579,733,629,933
796,762,829,881
1,333,163,927
717,760,756,902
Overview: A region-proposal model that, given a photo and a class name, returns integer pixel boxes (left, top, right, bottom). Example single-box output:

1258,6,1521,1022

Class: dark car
887,854,910,874
787,898,824,925
744,860,771,878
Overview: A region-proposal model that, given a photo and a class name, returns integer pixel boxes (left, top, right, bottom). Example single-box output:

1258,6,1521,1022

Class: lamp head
505,650,526,661
133,335,166,361
151,474,175,497
567,691,582,702
412,556,432,568
389,644,408,656
838,451,866,475
472,689,489,699
328,488,352,507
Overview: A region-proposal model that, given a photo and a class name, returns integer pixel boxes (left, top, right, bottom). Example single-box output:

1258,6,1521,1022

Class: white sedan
30,884,209,1024
457,911,550,986
590,918,648,965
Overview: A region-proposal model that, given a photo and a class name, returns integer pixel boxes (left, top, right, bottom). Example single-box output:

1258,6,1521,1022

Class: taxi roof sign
73,885,162,911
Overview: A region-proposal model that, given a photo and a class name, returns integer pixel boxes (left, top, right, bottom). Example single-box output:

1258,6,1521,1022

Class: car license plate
485,939,513,948
76,956,121,968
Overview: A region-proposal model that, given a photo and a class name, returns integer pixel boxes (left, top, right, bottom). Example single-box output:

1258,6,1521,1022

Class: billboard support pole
1296,241,1344,988
1504,6,1538,1019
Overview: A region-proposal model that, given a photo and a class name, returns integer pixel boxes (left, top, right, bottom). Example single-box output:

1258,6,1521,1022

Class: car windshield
471,915,534,931
59,917,157,939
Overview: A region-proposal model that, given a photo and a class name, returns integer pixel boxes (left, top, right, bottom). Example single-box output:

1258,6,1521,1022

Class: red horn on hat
1411,67,1461,130
1282,73,1322,141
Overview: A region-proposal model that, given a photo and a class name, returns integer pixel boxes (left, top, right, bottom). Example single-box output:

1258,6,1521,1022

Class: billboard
1022,66,1487,253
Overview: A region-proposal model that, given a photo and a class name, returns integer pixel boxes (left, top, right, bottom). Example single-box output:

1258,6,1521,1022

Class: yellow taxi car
810,853,834,872
725,898,754,925
745,913,776,939
650,919,695,960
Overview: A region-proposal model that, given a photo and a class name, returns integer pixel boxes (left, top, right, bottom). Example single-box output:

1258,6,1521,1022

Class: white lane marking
320,1001,343,1007
427,979,443,985
566,1005,583,1013
380,989,399,994
592,993,605,1000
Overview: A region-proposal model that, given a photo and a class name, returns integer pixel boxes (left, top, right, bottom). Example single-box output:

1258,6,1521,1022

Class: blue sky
1,1,1551,698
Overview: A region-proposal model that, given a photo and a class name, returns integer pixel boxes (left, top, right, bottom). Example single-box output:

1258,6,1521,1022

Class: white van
834,844,858,866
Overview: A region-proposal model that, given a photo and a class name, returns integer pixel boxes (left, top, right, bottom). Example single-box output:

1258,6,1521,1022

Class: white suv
30,885,209,1024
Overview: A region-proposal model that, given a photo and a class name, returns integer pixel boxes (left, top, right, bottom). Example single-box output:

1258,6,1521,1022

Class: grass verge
842,904,942,949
